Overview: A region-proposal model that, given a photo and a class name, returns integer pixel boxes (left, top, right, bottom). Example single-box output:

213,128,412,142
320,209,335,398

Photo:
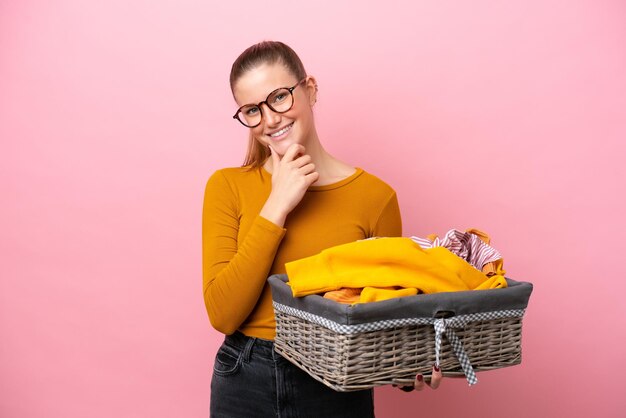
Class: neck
263,130,335,179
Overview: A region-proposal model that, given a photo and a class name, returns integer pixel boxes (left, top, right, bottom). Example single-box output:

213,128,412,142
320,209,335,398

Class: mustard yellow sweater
285,237,507,297
202,166,402,339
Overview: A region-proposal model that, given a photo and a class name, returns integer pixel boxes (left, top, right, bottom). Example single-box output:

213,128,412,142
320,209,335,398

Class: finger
304,171,319,186
428,365,443,390
299,163,316,175
413,374,425,391
282,143,305,163
268,145,281,170
291,153,312,168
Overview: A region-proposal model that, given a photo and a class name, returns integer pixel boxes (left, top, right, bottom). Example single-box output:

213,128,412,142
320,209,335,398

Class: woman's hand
396,365,444,392
259,143,319,227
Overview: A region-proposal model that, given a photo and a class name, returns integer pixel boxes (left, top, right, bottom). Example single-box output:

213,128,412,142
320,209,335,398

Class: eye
245,106,259,116
272,92,288,103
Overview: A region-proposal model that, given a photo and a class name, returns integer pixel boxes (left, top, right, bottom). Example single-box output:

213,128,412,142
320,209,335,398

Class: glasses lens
267,88,293,113
238,105,261,127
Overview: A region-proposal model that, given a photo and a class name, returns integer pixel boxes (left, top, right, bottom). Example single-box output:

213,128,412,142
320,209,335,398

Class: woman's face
233,63,316,157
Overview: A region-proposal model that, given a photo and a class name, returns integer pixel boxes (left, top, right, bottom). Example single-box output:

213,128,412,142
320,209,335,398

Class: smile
269,123,294,138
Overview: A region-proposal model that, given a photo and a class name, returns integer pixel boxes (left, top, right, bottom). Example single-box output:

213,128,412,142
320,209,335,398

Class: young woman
202,40,442,417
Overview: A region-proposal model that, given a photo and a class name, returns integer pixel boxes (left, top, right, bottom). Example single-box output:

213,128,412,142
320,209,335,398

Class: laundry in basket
268,273,533,392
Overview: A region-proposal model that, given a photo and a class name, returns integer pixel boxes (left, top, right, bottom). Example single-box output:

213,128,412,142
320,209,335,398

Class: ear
305,75,318,106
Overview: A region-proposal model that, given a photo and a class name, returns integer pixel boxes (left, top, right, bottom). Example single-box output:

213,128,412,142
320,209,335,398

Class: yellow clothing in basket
360,286,419,303
324,286,418,304
324,287,364,303
285,237,507,297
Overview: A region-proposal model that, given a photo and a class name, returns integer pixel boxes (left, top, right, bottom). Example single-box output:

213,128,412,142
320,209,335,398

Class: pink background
2,0,625,417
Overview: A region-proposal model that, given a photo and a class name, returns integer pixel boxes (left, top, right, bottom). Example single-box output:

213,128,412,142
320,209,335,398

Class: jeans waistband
224,331,276,360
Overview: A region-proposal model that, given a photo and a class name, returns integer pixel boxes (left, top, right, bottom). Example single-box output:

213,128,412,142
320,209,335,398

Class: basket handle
434,310,455,318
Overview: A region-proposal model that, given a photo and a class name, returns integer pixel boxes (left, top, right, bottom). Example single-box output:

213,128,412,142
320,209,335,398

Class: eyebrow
239,80,300,107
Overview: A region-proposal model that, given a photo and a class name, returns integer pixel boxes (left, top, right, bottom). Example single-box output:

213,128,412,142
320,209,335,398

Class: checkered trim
272,302,525,387
272,302,524,334
433,317,479,385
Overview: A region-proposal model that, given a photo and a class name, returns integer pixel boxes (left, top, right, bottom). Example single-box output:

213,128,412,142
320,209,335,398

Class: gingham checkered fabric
434,317,477,385
273,302,525,386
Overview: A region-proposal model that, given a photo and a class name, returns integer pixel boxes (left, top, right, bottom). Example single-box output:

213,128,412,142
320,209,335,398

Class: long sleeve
372,191,402,238
202,170,285,334
201,166,404,340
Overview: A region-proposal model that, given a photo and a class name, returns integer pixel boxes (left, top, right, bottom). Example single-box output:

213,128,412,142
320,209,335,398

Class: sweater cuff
285,251,337,297
256,215,287,237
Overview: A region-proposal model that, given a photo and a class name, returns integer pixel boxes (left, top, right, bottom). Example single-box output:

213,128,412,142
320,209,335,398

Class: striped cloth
410,229,502,272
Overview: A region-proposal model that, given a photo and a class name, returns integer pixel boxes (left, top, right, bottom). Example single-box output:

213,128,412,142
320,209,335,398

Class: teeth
270,123,292,137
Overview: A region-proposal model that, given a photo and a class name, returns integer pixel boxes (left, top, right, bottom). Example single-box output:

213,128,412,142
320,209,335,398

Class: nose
260,103,281,127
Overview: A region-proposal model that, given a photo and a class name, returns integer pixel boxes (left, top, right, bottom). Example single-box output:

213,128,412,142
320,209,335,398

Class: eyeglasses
233,78,307,128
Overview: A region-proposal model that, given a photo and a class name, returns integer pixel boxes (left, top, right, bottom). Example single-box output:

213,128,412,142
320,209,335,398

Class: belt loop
242,336,255,363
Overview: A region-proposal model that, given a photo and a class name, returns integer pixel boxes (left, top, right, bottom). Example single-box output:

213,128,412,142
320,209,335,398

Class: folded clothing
285,237,507,298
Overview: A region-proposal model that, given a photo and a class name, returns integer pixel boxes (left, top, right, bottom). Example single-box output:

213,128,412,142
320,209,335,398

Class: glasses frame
233,78,307,128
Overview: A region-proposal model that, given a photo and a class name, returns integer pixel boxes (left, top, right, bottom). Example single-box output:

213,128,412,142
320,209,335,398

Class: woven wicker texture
274,310,523,392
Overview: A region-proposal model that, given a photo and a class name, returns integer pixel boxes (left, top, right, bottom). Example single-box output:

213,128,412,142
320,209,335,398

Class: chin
271,137,302,155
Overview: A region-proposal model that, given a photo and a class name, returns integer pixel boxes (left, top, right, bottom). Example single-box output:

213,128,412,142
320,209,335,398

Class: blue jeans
210,331,375,417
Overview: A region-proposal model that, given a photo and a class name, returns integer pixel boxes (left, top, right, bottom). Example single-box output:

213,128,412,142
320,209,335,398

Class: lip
266,122,294,140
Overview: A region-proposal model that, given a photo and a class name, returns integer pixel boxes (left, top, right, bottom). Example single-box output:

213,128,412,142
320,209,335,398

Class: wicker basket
268,274,533,392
